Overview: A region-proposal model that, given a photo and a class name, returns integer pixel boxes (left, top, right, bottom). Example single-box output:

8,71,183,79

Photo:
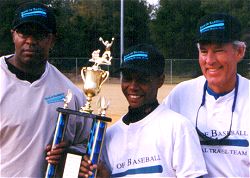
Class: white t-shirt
163,75,250,177
0,55,92,177
101,104,207,177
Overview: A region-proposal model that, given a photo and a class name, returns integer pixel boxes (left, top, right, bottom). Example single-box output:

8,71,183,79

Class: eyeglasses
195,104,233,142
15,27,51,41
195,76,238,143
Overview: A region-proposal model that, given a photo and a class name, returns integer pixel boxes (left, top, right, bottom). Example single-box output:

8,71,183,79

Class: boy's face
121,69,164,109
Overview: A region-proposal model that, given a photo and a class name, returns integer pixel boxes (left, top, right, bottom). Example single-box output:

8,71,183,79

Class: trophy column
85,97,110,178
45,90,72,178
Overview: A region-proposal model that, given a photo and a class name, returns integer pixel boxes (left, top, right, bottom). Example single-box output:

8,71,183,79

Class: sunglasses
15,25,51,41
195,76,238,144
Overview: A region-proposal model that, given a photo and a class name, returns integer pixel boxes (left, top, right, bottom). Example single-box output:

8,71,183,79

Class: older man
163,13,249,177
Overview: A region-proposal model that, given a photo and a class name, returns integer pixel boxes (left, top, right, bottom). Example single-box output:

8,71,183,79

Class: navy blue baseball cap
196,13,241,43
12,2,56,34
120,44,165,76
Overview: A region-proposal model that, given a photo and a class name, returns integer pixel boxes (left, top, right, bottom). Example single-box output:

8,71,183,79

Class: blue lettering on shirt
45,93,65,104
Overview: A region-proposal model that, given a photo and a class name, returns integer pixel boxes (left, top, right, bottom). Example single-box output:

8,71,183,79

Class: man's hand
45,141,69,165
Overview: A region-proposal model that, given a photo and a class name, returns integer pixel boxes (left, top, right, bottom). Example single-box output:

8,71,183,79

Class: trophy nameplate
62,153,82,178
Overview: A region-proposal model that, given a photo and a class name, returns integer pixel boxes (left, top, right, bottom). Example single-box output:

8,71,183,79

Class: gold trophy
47,38,114,178
80,37,114,178
80,37,115,114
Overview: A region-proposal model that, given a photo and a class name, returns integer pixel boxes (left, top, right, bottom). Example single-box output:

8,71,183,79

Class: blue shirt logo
45,93,65,104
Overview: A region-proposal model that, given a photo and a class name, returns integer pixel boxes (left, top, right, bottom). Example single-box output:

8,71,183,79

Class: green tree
152,0,250,59
0,0,19,55
151,0,202,59
123,0,152,48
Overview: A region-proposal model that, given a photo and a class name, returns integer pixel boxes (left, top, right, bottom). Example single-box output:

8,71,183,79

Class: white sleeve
173,118,208,177
162,89,183,116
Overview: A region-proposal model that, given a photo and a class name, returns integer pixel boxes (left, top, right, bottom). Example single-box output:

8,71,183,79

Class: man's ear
11,30,15,43
50,34,57,48
235,44,246,62
157,74,165,88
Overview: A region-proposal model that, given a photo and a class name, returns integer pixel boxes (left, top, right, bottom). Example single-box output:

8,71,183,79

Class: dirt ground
76,78,176,126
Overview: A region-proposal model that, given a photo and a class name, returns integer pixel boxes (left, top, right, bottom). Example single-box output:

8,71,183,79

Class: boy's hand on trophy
79,155,96,177
45,141,69,165
79,155,110,178
95,160,110,178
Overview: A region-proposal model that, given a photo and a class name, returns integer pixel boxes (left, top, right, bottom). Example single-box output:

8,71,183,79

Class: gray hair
232,40,246,48
196,41,247,49
196,41,247,59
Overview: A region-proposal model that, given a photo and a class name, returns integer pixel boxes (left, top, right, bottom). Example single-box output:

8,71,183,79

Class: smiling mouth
207,68,218,72
129,94,142,99
206,66,223,73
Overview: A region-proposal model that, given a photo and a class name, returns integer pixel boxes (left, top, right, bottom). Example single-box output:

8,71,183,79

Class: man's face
198,42,243,93
121,70,164,109
11,23,55,69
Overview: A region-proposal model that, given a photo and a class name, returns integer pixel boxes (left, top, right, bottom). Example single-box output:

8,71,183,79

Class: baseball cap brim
120,61,159,75
13,19,53,32
197,32,234,43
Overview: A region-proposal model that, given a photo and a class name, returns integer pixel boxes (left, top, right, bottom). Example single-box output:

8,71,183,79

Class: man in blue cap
163,13,249,177
0,2,91,177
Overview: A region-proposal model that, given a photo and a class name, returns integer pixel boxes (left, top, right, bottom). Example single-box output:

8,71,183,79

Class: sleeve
161,82,189,114
162,91,173,107
162,83,181,110
173,118,208,177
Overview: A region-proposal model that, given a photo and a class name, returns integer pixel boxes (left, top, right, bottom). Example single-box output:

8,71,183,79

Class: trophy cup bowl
80,67,109,113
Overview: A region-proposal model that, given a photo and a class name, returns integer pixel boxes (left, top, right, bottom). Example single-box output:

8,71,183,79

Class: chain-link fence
50,57,250,84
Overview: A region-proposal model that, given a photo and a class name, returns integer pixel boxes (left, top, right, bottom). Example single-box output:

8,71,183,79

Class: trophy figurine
80,37,114,113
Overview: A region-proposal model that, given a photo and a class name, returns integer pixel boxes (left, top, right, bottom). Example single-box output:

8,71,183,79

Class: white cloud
147,0,159,5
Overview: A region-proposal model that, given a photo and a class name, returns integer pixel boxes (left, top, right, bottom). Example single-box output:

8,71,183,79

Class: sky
147,0,159,6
